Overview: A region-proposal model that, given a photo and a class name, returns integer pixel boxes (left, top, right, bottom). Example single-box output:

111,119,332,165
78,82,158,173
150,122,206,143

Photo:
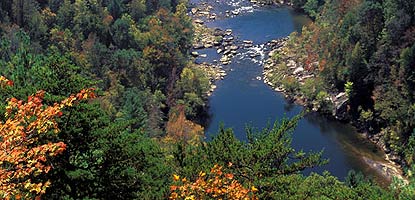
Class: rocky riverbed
189,1,262,95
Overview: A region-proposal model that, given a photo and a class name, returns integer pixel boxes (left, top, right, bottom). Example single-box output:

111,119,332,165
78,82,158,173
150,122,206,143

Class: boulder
223,36,234,42
220,56,228,62
193,43,204,49
287,60,296,68
264,64,271,70
223,49,231,55
191,51,199,57
213,28,224,36
204,43,213,48
250,53,259,58
293,67,304,75
332,92,349,120
244,43,253,48
191,8,198,15
199,11,210,15
230,45,239,50
223,42,232,47
220,56,231,64
194,19,204,24
243,40,253,44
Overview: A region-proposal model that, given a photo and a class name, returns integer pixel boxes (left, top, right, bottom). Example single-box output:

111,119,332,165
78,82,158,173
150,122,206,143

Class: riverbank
188,0,407,185
190,7,227,96
262,36,408,183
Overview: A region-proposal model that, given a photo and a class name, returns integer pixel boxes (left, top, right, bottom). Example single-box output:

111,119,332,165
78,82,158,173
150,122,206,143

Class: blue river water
192,2,388,184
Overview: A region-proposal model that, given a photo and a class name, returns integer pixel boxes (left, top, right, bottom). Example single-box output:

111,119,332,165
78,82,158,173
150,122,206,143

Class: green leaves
303,0,320,18
175,116,332,198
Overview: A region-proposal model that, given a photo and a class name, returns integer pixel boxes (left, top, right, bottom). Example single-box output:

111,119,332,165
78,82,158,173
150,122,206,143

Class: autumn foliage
169,164,258,200
0,83,95,199
0,76,13,88
165,105,203,145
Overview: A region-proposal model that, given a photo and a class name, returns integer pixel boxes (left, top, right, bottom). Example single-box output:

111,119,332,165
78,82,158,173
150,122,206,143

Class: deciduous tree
0,84,95,198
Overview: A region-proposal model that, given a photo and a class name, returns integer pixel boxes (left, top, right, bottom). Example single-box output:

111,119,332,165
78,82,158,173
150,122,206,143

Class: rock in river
214,28,224,36
224,36,234,42
193,43,204,49
191,51,199,57
194,19,204,24
230,45,239,50
204,43,213,48
191,8,198,15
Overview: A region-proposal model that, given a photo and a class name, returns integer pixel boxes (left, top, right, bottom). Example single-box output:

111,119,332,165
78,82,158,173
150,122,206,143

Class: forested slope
0,0,205,198
266,0,415,169
0,0,414,199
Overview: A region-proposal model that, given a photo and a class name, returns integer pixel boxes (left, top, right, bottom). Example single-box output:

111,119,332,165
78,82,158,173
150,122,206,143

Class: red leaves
76,88,96,100
0,79,96,198
6,80,13,86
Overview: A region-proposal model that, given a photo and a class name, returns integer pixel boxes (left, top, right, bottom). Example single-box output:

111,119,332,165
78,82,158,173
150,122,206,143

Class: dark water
194,2,388,184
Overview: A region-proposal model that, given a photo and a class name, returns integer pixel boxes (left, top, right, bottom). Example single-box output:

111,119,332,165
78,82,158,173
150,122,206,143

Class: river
191,0,390,185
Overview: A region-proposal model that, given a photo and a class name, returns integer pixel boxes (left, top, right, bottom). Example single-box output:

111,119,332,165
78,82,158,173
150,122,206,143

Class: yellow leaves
0,84,96,199
29,183,43,194
169,165,258,200
199,171,206,177
174,174,180,181
184,195,195,200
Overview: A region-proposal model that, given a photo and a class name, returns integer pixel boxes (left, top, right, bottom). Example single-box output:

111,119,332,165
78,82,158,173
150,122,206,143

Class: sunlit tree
0,78,95,198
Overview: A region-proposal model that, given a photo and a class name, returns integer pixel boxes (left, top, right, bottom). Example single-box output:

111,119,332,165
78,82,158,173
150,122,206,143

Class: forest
0,0,414,199
264,0,415,171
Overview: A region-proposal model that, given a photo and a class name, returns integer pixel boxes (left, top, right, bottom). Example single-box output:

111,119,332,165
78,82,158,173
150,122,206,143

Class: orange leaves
165,105,204,145
0,79,96,199
102,14,114,26
0,76,13,87
169,164,258,200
